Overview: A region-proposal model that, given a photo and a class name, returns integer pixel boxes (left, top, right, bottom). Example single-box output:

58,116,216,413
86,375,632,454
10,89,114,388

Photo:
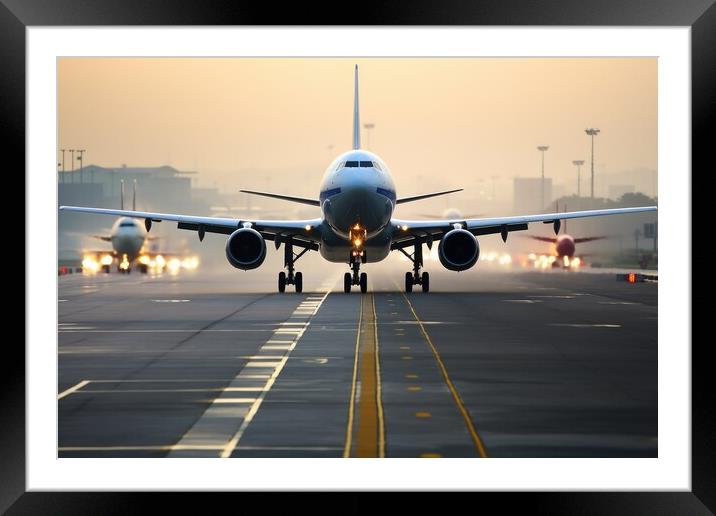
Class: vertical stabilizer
133,179,137,211
353,65,360,150
120,179,125,210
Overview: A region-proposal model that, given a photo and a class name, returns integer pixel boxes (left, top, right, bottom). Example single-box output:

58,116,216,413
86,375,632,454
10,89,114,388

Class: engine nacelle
438,228,480,271
225,228,267,270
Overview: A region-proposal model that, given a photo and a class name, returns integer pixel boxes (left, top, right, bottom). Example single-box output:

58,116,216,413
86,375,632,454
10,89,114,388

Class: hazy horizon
58,57,657,201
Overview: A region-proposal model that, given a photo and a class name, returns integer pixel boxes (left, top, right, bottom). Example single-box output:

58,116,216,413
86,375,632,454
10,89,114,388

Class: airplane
61,65,657,293
81,179,193,274
526,203,607,268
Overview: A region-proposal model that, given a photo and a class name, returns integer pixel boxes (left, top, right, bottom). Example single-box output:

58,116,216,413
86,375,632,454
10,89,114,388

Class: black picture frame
8,0,709,512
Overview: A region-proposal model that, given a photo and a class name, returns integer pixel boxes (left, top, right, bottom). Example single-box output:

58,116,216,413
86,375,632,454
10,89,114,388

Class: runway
58,264,657,458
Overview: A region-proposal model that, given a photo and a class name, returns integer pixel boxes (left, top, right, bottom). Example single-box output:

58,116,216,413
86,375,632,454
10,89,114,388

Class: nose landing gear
278,241,308,293
344,251,368,294
398,243,430,293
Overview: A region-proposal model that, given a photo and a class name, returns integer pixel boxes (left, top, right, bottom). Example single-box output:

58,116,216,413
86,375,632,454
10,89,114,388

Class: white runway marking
598,301,638,305
168,291,330,458
152,299,190,303
58,329,275,334
503,299,543,304
58,380,90,400
60,444,341,453
549,323,622,328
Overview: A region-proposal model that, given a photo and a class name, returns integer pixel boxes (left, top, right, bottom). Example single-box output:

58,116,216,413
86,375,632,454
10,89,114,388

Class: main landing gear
398,243,430,293
277,242,308,293
344,251,368,294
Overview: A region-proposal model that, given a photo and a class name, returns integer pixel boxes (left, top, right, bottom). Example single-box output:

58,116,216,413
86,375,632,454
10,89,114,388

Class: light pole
363,123,375,151
537,145,549,209
77,149,85,183
69,149,75,183
572,160,584,197
585,128,600,198
60,149,66,183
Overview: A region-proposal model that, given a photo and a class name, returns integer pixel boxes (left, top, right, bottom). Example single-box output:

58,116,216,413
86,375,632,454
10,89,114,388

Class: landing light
100,254,113,265
401,225,408,231
354,238,362,248
305,225,312,231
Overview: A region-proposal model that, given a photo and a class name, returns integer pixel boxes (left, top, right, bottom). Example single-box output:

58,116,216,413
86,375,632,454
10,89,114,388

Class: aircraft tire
359,272,367,293
295,272,303,293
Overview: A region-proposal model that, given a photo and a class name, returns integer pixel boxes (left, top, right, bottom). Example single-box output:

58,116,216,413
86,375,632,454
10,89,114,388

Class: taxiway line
400,291,489,458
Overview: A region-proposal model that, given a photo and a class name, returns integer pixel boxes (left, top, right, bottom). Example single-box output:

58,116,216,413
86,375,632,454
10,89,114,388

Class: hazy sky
58,58,656,200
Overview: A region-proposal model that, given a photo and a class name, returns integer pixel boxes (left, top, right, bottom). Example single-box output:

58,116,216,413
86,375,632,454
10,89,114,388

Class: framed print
8,0,711,512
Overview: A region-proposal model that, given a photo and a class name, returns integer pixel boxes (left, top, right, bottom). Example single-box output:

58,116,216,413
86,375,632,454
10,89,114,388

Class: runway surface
58,264,657,458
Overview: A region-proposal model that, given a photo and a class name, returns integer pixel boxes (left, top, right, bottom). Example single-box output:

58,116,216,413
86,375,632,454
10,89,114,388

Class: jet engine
438,228,480,271
225,228,267,270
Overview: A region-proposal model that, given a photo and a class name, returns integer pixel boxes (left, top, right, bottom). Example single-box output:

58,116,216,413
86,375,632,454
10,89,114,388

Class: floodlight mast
572,160,585,196
585,128,600,198
537,145,549,210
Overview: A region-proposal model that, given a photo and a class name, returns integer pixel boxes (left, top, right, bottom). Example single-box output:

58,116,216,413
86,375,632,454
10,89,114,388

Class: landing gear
278,271,286,293
295,272,303,293
344,272,352,293
398,243,430,293
277,242,309,293
102,265,110,274
344,253,369,293
139,264,148,274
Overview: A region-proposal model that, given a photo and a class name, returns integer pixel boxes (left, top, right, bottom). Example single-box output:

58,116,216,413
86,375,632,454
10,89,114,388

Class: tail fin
133,179,137,211
353,65,360,150
120,179,124,210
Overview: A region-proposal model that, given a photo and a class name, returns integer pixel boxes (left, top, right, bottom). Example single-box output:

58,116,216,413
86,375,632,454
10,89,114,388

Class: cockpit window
119,220,136,227
339,160,379,169
372,161,382,171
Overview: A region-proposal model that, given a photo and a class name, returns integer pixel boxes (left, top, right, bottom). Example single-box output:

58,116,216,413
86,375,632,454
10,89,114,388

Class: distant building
608,184,635,200
58,164,198,250
513,177,552,214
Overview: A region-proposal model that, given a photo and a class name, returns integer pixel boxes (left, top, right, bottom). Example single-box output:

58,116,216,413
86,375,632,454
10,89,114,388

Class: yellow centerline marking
400,291,489,458
344,292,385,458
342,295,364,458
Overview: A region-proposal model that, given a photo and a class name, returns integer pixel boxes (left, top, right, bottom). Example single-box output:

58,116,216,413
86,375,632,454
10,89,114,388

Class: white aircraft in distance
81,180,195,274
61,66,657,293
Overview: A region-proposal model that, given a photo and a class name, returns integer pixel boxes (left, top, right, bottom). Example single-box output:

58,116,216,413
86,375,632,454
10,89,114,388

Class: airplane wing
527,236,558,243
91,234,112,242
391,206,657,249
60,206,323,250
396,189,463,204
239,190,320,207
573,236,607,244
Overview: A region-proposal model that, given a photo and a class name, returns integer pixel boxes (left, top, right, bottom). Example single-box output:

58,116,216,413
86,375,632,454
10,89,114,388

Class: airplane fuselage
110,217,147,262
318,149,396,263
555,234,576,258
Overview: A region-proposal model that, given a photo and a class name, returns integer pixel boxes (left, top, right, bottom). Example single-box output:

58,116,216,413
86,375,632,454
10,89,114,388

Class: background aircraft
80,180,198,274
